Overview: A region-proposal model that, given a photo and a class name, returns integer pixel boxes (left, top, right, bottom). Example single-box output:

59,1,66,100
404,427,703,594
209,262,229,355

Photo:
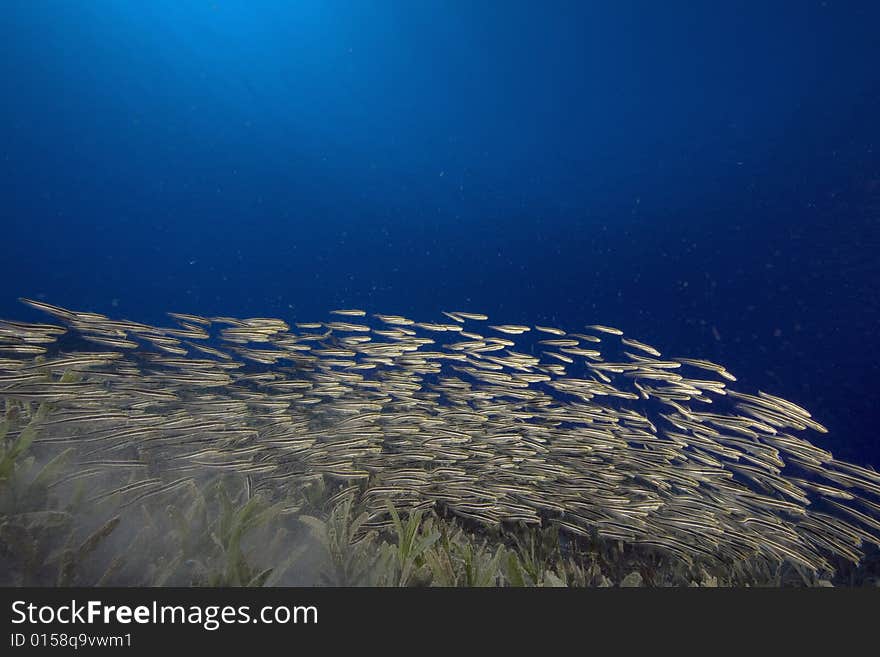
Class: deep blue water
1,2,878,466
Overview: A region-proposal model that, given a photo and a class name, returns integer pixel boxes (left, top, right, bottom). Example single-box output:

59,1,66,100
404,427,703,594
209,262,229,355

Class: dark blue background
1,1,878,465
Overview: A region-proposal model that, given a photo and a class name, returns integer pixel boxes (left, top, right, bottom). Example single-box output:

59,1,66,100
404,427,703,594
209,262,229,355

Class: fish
587,324,624,336
1,297,877,574
621,337,662,357
330,309,367,317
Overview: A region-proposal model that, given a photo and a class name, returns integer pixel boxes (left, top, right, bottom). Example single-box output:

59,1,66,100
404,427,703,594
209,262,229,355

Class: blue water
1,1,878,466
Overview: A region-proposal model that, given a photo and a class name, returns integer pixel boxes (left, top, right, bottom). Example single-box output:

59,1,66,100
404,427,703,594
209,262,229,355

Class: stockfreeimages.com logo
11,600,317,631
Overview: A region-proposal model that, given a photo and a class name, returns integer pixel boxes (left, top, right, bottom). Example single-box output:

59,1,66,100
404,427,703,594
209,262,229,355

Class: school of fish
2,297,879,572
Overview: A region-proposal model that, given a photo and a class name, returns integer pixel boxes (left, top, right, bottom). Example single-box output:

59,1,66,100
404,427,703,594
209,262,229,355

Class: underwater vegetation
1,298,879,586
